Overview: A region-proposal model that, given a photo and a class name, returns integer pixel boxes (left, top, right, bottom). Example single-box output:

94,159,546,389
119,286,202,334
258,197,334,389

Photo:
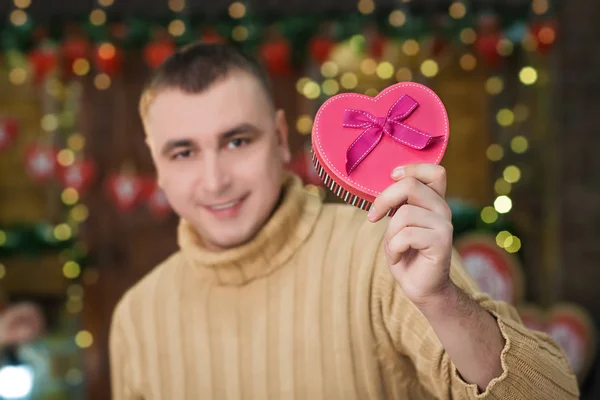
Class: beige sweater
110,174,579,399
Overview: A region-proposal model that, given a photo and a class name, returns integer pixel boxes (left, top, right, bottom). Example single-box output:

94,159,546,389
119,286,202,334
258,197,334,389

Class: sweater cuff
450,308,579,399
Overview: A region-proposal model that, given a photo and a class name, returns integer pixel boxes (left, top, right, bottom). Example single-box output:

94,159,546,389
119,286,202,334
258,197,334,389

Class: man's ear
275,109,291,164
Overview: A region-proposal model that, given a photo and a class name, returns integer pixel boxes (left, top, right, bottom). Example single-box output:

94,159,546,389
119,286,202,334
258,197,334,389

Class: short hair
139,42,274,121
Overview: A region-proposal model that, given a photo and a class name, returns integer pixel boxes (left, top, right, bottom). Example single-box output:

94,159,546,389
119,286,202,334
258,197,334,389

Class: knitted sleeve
371,248,580,399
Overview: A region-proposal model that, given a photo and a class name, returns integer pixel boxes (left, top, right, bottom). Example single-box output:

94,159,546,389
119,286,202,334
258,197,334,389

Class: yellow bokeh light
68,134,85,151
57,149,75,167
228,2,246,19
358,0,375,14
513,104,529,122
10,9,27,25
168,0,185,12
376,62,394,79
532,0,548,15
68,284,84,299
480,206,498,224
41,114,59,132
496,231,512,247
66,299,83,314
63,261,81,279
519,66,538,85
54,224,72,241
322,79,339,96
0,231,6,246
522,32,538,52
396,67,412,82
14,0,31,8
296,115,313,135
497,38,514,56
98,0,114,6
495,178,512,195
296,77,310,94
511,136,529,154
402,39,420,56
349,35,366,52
503,165,522,183
303,82,321,99
73,58,91,76
47,78,63,98
321,61,339,78
94,73,111,90
506,236,522,253
496,108,514,127
389,10,406,27
486,144,504,161
232,26,249,42
420,59,439,77
340,72,358,89
9,68,27,85
449,2,467,19
62,188,80,205
360,58,377,75
71,204,89,223
459,54,477,71
75,330,94,348
485,76,504,95
168,20,186,37
460,28,477,44
365,88,379,96
89,9,106,26
0,263,5,279
494,195,513,214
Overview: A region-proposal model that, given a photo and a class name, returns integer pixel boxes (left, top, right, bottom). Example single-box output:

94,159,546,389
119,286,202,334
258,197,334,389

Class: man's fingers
369,177,451,222
384,205,447,244
391,163,447,198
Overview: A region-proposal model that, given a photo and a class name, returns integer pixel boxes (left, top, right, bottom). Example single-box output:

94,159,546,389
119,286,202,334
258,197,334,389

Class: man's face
145,71,291,250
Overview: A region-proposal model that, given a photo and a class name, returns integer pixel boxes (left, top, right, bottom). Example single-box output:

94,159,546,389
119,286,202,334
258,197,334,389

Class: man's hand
0,302,45,347
368,163,454,308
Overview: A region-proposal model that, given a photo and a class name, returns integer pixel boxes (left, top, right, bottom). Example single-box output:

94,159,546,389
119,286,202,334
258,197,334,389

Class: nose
201,152,231,195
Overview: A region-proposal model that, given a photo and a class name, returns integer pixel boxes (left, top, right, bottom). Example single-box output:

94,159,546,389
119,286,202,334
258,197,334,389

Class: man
109,42,579,399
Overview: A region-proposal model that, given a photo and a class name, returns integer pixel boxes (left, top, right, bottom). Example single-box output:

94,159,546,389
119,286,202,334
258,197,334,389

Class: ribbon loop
343,94,443,175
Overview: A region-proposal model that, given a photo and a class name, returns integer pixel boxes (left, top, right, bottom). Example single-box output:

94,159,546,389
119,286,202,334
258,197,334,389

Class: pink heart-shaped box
311,82,449,211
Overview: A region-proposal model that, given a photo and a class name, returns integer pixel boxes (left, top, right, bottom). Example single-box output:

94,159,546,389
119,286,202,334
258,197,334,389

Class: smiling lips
204,195,248,218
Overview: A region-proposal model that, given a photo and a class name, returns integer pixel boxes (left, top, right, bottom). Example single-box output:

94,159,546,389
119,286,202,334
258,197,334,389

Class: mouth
208,198,244,211
203,194,249,217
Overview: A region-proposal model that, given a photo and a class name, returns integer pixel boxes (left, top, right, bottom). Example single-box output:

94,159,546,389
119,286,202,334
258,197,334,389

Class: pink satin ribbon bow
343,94,443,175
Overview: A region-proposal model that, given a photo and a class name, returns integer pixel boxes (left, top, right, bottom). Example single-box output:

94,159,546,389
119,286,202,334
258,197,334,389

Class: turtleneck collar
177,173,323,286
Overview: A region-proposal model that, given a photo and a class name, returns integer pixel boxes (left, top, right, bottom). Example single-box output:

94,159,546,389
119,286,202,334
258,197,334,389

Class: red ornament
369,34,387,60
28,42,58,84
25,145,58,183
105,173,152,212
147,182,172,218
94,42,124,76
0,118,19,152
259,38,292,76
309,36,335,64
144,39,175,69
201,28,226,44
62,37,90,77
58,159,96,193
431,37,448,58
530,20,558,55
287,147,324,187
474,32,502,67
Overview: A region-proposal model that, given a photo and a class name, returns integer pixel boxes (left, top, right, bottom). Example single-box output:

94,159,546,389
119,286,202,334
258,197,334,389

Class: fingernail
391,167,404,179
368,205,376,221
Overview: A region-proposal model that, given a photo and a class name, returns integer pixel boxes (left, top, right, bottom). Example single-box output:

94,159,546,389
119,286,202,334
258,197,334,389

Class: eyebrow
160,123,261,156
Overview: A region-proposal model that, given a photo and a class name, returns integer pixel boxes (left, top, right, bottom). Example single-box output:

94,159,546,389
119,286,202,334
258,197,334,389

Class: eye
227,137,250,149
172,149,193,160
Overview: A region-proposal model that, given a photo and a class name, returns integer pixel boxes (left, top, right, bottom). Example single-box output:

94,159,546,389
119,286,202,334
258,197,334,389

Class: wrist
414,282,463,318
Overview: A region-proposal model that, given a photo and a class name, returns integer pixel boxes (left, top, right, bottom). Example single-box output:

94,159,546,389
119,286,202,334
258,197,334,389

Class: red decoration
62,37,90,77
431,37,448,57
201,28,226,44
28,42,58,84
0,118,19,152
287,147,324,187
309,36,335,64
144,39,175,69
147,182,172,218
474,32,502,67
369,34,387,60
58,159,96,193
105,173,153,212
530,19,558,55
259,38,292,76
94,42,124,76
25,145,58,183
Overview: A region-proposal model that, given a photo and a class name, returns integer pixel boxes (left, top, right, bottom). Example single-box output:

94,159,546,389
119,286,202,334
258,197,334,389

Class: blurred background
0,0,598,398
